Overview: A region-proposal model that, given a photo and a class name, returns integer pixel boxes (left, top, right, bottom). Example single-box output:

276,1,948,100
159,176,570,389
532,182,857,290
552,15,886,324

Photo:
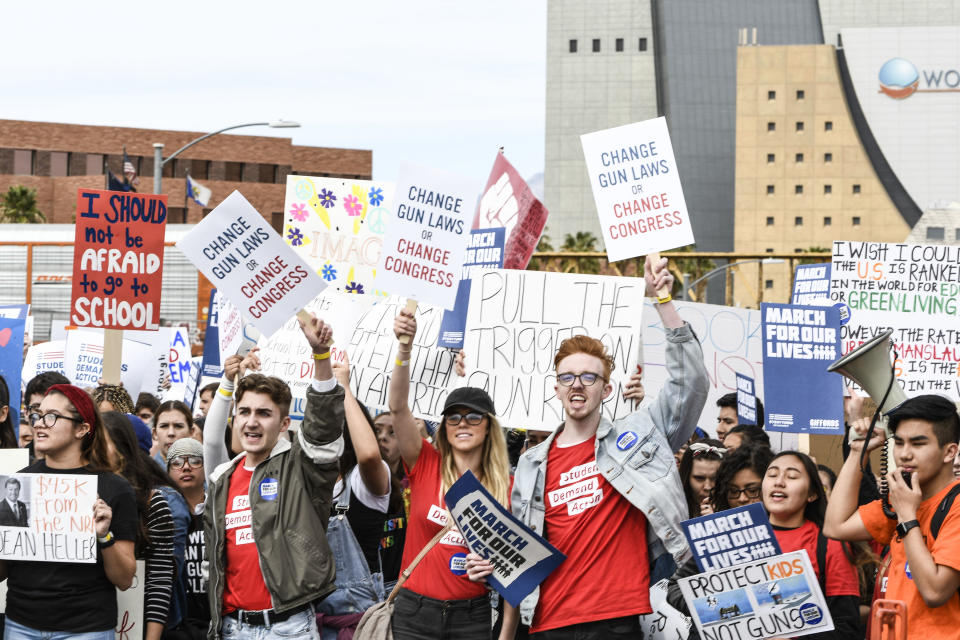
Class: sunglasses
169,456,203,469
444,413,485,426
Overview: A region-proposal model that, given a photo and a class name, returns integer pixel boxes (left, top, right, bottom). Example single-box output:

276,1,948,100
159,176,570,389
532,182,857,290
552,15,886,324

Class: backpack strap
816,530,829,596
930,482,960,539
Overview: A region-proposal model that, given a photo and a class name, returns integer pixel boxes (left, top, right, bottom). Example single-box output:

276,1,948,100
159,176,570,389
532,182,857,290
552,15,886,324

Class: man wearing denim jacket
510,256,708,639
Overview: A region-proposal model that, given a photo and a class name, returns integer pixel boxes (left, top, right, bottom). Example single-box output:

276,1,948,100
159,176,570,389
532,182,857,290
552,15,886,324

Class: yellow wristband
313,351,331,361
395,358,410,367
656,294,672,304
218,387,233,398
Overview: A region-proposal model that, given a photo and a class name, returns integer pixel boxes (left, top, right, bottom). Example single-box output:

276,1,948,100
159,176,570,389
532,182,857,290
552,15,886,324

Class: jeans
4,618,114,640
391,588,490,640
530,615,643,640
220,609,318,640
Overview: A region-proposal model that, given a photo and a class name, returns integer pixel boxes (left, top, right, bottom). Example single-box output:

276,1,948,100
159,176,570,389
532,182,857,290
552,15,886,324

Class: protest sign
181,358,202,408
162,328,192,402
176,190,326,338
472,153,549,270
63,329,152,396
445,470,565,607
792,264,832,307
580,117,694,262
22,340,66,382
438,228,506,349
0,304,29,319
831,240,960,398
679,550,834,640
116,561,145,640
761,303,844,435
283,175,393,296
0,449,30,614
0,318,26,431
201,289,223,378
217,295,242,365
0,473,98,563
374,164,476,310
71,189,166,330
735,373,757,426
682,503,781,572
459,270,643,431
639,579,693,640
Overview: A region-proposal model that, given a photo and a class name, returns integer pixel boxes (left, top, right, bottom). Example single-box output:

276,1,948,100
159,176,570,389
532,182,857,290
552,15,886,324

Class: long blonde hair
436,414,511,506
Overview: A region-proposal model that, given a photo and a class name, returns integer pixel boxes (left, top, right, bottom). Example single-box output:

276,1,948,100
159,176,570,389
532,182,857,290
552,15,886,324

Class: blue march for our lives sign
791,263,831,306
438,228,505,349
761,302,844,435
735,373,757,426
445,470,565,607
681,503,781,572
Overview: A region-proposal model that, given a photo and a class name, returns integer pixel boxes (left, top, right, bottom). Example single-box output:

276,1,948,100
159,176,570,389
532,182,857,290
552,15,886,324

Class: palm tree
561,231,600,274
0,186,45,223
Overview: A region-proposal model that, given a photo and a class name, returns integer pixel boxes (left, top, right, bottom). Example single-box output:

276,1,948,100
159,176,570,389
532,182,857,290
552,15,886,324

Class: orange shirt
859,479,960,639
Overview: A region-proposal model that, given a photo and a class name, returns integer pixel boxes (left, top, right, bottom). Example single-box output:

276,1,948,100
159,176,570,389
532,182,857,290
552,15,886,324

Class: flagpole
184,170,190,224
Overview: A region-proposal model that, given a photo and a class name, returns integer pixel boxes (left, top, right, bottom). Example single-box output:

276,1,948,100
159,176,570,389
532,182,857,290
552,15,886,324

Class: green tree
561,231,600,274
0,186,45,223
796,246,831,266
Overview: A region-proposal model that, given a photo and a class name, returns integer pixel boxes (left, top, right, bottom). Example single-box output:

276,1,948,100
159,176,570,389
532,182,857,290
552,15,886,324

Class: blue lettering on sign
799,603,823,626
616,431,638,451
449,552,467,576
259,478,279,501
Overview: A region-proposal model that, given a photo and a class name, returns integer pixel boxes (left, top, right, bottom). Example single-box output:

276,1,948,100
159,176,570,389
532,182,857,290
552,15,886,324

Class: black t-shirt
345,490,406,582
6,461,139,632
183,512,210,630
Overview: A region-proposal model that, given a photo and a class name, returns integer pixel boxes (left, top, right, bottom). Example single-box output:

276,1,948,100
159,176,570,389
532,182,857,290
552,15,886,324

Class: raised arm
823,417,882,541
296,313,345,460
388,309,424,470
203,350,260,480
334,351,389,496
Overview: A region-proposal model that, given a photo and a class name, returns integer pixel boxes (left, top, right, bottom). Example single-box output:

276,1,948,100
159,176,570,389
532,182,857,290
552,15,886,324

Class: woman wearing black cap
387,309,513,640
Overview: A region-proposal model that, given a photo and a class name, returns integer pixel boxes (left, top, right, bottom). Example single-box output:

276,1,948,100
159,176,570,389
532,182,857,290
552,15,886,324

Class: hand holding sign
644,254,674,300
223,348,262,382
393,308,418,345
93,496,113,538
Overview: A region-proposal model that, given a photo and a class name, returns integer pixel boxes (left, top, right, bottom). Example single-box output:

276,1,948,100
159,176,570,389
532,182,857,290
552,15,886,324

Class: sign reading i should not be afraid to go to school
580,117,694,262
374,163,476,310
71,189,167,330
176,190,327,338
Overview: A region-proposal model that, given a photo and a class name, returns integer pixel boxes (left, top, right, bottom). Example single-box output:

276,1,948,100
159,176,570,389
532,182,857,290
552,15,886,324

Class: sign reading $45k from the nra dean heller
580,117,694,262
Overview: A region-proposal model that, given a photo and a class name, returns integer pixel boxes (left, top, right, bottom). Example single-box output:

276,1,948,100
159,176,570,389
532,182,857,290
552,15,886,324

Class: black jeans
391,588,491,640
530,615,642,640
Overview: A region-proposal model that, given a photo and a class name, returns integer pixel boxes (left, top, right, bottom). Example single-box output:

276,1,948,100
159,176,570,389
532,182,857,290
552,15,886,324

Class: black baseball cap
443,387,496,416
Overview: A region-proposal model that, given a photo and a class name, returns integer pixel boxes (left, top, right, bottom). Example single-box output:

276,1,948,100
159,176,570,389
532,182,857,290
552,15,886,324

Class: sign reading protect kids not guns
580,117,694,262
71,189,167,330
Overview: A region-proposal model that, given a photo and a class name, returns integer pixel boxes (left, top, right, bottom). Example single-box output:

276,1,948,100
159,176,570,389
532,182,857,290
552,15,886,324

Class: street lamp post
152,120,300,195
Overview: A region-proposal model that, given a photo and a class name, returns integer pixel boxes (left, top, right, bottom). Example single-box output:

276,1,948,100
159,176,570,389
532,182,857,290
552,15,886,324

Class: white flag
187,175,212,207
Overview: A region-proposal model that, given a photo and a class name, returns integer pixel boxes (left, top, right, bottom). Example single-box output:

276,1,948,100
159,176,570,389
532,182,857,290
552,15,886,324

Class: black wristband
896,519,919,540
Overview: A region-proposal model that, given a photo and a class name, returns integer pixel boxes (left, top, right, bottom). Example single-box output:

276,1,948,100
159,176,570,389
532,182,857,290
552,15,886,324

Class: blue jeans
4,618,114,640
220,609,317,640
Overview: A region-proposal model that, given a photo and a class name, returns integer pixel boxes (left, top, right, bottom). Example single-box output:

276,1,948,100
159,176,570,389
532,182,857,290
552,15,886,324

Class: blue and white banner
681,503,781,572
201,289,223,378
445,470,565,607
735,373,757,426
761,303,844,435
438,228,506,349
791,264,831,307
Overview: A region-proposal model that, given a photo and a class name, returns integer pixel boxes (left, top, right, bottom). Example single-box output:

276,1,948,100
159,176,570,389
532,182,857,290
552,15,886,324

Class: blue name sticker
799,603,823,625
259,478,279,501
616,431,638,451
449,552,467,576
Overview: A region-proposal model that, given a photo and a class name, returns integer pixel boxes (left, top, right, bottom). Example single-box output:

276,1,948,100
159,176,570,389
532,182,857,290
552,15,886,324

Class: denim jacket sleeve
645,322,709,452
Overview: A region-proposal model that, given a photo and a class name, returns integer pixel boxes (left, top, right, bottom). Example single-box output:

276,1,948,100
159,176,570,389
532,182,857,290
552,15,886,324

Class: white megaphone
826,327,907,437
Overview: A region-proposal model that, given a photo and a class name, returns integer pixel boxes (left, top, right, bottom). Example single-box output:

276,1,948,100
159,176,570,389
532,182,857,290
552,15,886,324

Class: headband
689,442,726,458
46,384,97,434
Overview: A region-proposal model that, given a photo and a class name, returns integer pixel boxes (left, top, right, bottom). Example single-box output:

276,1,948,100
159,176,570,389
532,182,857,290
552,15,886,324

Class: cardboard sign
445,471,565,607
472,153,549,270
22,340,66,383
438,228,506,349
580,117,694,261
71,189,167,330
831,240,960,398
761,303,844,435
374,164,476,310
63,329,152,396
735,373,757,426
639,579,693,640
0,318,26,431
283,175,393,297
116,561,145,640
459,270,642,431
679,550,834,640
682,503,781,572
176,190,326,338
201,289,224,378
792,264,832,307
0,473,98,562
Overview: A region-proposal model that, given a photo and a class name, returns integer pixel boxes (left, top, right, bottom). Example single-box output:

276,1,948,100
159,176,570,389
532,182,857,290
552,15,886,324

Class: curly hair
711,444,774,512
92,384,134,414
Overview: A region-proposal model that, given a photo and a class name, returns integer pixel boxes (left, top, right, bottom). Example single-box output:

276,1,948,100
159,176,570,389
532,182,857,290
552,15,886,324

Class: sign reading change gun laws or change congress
445,471,565,607
580,117,694,262
682,503,781,572
176,190,327,338
71,189,167,330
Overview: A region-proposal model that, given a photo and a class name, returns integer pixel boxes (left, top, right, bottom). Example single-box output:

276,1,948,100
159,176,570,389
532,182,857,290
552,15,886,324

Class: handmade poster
63,329,152,396
438,228,506,349
21,340,66,382
180,358,202,408
792,264,832,307
125,328,176,398
735,373,757,426
831,240,960,398
580,117,694,262
459,270,643,431
0,449,32,614
164,328,192,401
0,318,26,431
678,550,834,640
0,473,98,562
176,190,326,338
761,303,844,435
116,561,145,640
639,579,693,640
374,164,476,310
217,295,243,366
472,153,549,269
71,189,167,330
681,503,781,572
283,175,393,296
445,471,565,607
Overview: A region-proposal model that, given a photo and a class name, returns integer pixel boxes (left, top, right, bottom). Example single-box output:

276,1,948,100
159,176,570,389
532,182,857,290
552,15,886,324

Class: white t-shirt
333,461,391,513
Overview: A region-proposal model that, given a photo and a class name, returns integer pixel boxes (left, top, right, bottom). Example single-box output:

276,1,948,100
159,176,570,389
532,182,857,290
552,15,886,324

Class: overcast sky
4,1,546,183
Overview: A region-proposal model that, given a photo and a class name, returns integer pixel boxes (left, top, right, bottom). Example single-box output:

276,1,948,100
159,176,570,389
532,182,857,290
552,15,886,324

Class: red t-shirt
401,440,488,601
222,463,272,612
772,519,860,597
532,436,651,633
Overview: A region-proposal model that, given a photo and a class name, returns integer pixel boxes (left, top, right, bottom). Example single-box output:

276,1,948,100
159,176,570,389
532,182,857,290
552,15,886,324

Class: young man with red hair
510,256,708,638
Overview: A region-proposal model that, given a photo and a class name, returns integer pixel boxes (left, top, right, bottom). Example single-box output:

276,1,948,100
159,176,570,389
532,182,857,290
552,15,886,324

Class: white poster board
115,560,145,640
22,340,67,381
64,329,152,397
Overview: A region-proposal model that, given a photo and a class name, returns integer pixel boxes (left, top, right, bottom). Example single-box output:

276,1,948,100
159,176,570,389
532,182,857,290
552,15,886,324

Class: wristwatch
896,519,920,540
97,531,116,548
